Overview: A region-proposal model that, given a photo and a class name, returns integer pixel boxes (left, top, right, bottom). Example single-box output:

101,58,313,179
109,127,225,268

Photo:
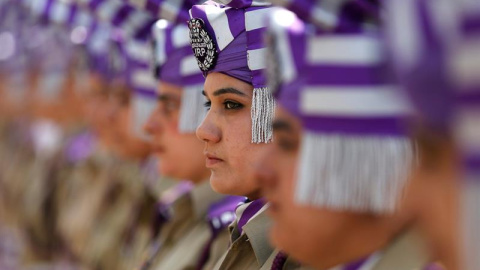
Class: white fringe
462,176,480,270
295,132,416,214
179,85,206,133
131,95,156,141
251,87,275,143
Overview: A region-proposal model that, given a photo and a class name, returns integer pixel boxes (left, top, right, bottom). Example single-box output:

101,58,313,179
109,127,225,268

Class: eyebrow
201,87,248,98
213,87,247,97
157,93,178,102
272,119,293,132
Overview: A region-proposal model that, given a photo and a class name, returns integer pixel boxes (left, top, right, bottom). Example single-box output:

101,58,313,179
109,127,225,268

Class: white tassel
179,85,206,133
131,95,156,141
296,132,416,214
462,175,480,270
251,87,275,144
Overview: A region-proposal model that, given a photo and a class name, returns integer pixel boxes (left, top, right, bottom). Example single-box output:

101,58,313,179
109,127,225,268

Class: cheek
162,132,205,175
270,161,322,260
221,110,254,166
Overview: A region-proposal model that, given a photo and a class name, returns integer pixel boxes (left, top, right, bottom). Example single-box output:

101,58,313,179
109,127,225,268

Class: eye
277,139,297,152
224,100,243,110
203,100,212,111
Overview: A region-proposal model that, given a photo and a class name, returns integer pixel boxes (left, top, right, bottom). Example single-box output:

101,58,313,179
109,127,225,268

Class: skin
196,72,271,199
83,73,113,148
405,130,460,270
106,81,152,160
144,81,209,184
257,106,415,270
83,74,151,160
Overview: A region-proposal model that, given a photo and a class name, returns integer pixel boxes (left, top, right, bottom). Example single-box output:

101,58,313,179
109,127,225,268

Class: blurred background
0,0,176,269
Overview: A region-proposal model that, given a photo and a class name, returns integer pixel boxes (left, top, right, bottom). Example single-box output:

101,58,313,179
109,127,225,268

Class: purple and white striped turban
121,0,201,24
384,0,458,132
385,1,480,269
269,0,379,32
454,9,480,270
188,0,275,143
153,19,206,133
85,22,115,78
266,8,414,214
124,38,158,139
35,27,75,102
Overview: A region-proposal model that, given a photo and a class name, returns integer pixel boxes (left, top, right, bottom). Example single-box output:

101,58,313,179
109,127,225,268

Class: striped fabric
384,0,458,132
81,0,157,40
29,0,80,26
124,38,158,139
121,0,201,23
214,0,270,8
152,19,206,133
385,0,480,171
189,0,276,143
85,22,116,78
269,0,380,32
26,0,94,31
266,8,414,214
385,1,480,270
268,8,411,137
189,1,272,89
152,20,204,87
29,0,156,40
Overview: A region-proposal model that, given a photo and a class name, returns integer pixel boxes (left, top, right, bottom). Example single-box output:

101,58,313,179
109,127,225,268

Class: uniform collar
326,228,430,270
232,200,273,267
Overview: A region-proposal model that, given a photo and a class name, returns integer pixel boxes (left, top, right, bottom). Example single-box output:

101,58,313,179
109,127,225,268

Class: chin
210,172,241,195
209,173,230,195
270,222,307,264
159,163,179,180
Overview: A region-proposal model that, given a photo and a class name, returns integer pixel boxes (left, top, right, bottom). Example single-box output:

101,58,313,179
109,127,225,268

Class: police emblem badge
188,18,217,72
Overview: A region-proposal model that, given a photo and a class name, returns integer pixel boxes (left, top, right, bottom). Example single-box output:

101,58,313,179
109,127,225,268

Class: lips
205,152,224,168
152,145,166,154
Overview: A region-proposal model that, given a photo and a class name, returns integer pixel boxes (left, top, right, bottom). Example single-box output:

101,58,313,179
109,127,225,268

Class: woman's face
108,83,152,160
145,81,209,183
257,106,408,269
197,72,268,199
84,73,110,137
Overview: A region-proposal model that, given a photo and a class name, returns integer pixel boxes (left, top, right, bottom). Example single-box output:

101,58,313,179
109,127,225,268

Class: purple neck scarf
237,199,265,235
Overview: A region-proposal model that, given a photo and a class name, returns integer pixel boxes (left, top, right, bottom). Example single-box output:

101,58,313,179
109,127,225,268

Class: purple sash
237,199,266,235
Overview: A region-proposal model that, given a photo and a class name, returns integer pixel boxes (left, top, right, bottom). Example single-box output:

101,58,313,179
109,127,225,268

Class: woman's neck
312,214,411,270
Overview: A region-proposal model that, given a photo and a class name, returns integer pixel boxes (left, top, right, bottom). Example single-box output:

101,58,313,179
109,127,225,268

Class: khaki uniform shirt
145,181,230,270
370,228,430,270
213,202,276,270
56,146,156,270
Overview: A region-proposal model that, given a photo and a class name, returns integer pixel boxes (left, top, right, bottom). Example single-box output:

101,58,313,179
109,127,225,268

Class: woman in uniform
187,1,304,269
256,6,438,270
139,18,243,270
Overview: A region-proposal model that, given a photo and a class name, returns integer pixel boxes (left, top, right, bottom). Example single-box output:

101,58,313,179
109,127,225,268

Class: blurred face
196,72,269,199
84,73,109,133
257,106,408,269
107,82,152,160
83,75,151,160
403,130,460,269
144,81,209,183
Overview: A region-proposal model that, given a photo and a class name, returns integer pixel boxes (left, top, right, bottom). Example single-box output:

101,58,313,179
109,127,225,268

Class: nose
255,144,278,194
143,106,162,136
196,111,221,143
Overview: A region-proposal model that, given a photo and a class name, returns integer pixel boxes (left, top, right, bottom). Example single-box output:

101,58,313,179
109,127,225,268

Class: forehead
275,105,302,131
204,72,253,96
157,81,183,97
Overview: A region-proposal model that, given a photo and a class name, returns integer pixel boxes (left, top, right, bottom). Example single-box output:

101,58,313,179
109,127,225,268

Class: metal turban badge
188,18,217,72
